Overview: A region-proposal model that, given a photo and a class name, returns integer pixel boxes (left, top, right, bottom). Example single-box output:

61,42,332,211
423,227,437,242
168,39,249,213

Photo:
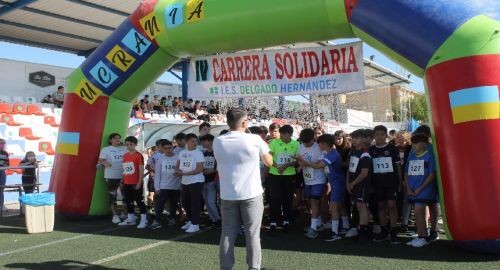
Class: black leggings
182,183,203,225
269,174,295,224
22,176,36,194
123,184,147,214
155,189,181,223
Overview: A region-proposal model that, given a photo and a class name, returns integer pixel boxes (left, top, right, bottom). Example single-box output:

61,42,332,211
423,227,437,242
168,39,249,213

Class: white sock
341,216,349,229
127,213,135,221
315,219,322,228
283,221,290,225
140,214,147,222
332,220,339,234
311,218,319,230
270,222,277,227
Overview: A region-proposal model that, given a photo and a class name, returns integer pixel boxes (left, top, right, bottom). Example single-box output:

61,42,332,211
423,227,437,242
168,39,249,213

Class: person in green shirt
268,125,299,235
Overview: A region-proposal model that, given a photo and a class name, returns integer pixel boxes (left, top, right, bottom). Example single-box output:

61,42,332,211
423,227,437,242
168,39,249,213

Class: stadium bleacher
0,97,59,170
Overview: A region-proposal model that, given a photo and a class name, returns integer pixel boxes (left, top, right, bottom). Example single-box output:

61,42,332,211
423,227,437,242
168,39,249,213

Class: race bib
349,156,359,173
111,153,123,162
204,156,216,169
162,160,176,173
180,157,194,171
277,153,292,166
373,157,394,173
408,160,425,176
303,167,314,182
123,162,135,175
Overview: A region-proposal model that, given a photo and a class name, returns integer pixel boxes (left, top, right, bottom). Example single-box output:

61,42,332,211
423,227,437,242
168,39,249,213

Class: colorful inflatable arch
49,0,499,252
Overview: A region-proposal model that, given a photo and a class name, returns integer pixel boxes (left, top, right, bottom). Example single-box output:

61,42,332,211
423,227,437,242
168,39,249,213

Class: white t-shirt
213,131,270,200
178,149,205,185
299,143,326,185
154,154,181,190
99,146,127,179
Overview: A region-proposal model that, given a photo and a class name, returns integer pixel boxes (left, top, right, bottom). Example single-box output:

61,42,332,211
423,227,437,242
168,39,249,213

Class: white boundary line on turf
79,228,211,269
0,227,122,257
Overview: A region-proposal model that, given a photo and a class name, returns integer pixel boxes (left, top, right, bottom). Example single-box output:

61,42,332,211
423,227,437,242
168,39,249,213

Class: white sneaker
118,219,136,226
410,238,429,248
112,215,121,224
137,214,148,229
185,224,200,233
181,221,192,230
137,221,148,229
406,237,419,246
345,228,358,238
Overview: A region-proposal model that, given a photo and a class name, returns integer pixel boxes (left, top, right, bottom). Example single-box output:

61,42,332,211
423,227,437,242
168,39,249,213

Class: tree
410,95,429,122
392,94,429,123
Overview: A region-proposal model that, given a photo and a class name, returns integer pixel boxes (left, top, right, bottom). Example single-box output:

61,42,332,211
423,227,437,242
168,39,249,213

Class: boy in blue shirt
405,133,439,248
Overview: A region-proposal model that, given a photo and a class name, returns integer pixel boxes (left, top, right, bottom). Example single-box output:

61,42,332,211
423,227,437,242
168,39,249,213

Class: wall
0,58,182,102
0,58,72,101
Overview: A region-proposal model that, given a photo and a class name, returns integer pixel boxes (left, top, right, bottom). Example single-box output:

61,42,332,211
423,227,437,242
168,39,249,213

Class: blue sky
0,3,498,96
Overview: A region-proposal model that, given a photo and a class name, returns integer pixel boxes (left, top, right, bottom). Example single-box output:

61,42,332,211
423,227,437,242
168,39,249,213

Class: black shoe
373,231,389,243
213,220,222,229
426,230,439,242
398,225,409,233
358,227,371,243
389,232,401,244
325,232,342,242
282,222,290,232
269,224,277,236
358,233,371,243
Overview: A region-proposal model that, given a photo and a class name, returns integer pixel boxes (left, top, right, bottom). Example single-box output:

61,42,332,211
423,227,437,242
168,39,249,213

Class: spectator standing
0,139,9,213
20,151,38,194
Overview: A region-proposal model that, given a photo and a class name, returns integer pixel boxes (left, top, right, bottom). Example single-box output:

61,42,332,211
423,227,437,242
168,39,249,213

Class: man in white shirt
214,109,273,270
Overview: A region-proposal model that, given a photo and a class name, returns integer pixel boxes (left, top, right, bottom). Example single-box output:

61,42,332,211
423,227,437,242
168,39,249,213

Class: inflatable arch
49,0,499,251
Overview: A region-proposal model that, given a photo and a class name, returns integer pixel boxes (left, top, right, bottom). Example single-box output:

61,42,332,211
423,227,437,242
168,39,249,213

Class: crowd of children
0,118,440,249
93,120,440,248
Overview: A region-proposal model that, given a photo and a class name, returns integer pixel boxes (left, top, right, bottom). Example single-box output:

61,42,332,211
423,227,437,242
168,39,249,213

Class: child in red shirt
118,136,148,228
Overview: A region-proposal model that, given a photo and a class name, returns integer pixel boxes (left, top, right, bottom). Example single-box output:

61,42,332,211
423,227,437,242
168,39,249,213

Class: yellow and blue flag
56,132,80,155
449,86,499,124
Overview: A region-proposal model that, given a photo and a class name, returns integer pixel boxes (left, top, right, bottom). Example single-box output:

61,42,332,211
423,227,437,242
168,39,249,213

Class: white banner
187,42,364,98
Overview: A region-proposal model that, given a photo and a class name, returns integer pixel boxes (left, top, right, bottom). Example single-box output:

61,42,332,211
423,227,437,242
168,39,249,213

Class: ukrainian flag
449,86,499,124
56,132,80,155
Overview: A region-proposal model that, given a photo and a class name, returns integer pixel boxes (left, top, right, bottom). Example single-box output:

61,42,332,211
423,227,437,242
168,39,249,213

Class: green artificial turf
0,215,498,270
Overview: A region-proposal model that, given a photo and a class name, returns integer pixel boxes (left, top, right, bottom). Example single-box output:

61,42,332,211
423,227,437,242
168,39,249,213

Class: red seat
6,158,22,175
27,104,44,116
0,103,12,114
39,141,55,155
19,127,41,140
12,104,28,115
0,114,22,126
44,116,59,127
